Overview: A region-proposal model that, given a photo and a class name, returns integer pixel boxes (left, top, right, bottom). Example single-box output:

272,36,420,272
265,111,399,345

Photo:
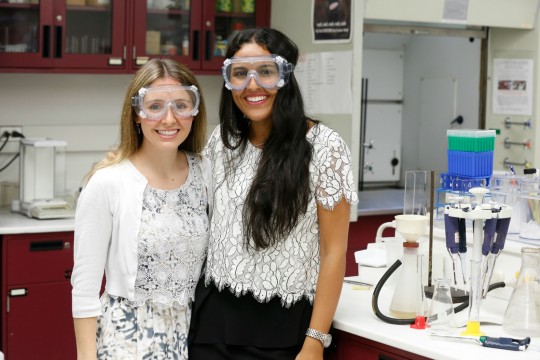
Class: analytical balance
18,138,74,219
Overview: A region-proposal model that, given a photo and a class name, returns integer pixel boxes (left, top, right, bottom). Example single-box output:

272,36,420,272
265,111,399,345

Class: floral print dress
96,153,209,360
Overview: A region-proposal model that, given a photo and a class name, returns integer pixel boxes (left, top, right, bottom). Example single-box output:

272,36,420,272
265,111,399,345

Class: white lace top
204,124,358,307
130,153,209,308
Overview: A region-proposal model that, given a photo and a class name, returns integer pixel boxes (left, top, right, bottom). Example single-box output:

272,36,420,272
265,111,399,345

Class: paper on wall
294,50,353,115
492,58,534,116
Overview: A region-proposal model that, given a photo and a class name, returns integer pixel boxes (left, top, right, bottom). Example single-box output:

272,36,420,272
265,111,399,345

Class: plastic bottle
502,247,540,337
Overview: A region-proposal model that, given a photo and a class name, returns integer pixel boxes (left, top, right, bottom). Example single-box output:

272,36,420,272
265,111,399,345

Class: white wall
486,23,540,171
271,0,363,220
0,72,223,198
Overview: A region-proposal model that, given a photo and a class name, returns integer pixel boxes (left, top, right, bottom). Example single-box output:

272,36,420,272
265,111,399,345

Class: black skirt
188,277,313,352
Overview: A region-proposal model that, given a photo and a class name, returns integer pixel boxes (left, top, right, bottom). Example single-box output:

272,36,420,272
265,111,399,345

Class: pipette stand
445,187,494,336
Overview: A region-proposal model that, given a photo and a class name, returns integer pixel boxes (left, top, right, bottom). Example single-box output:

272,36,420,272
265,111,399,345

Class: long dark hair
219,28,316,250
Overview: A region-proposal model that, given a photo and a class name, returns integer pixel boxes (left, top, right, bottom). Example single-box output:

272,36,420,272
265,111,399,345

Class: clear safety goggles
131,85,200,120
222,54,293,91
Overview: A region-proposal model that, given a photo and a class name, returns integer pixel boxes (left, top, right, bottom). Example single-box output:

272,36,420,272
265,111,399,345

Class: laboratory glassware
518,177,540,240
426,278,456,334
502,247,540,337
389,214,429,319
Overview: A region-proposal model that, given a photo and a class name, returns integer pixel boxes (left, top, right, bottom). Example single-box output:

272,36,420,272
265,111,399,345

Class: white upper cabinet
365,0,539,29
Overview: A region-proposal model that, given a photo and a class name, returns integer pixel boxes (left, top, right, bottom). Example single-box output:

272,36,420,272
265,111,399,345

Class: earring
136,123,141,135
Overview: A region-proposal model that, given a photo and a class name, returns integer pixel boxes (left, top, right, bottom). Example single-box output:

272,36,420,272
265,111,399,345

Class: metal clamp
503,157,530,168
362,139,374,152
504,137,531,149
504,117,532,129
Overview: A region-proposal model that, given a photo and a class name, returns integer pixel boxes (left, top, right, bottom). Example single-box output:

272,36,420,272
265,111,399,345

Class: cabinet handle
108,57,124,66
65,269,72,279
30,240,63,252
9,288,28,297
204,31,211,61
42,25,51,58
135,57,149,66
193,30,199,61
54,26,62,58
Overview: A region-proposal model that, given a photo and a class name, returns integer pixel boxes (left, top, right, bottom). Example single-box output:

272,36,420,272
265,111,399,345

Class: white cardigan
71,157,213,318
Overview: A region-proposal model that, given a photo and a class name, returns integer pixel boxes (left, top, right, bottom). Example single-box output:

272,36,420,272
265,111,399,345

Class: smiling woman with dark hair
189,28,358,360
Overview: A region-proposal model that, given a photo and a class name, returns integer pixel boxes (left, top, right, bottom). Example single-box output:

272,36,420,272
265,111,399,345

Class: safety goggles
222,54,294,91
131,85,200,120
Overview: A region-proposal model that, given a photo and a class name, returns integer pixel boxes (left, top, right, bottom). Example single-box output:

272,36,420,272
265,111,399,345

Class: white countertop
0,211,74,235
334,281,540,359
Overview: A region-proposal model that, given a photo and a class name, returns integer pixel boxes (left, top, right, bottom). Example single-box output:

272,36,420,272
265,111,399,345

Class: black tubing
371,259,416,325
371,258,507,325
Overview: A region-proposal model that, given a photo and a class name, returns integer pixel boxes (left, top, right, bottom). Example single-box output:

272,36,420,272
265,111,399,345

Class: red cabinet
327,330,430,360
1,232,75,360
131,0,270,73
0,0,271,73
0,0,127,71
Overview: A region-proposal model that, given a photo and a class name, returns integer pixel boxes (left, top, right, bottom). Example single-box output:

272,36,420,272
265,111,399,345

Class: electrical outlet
0,126,23,141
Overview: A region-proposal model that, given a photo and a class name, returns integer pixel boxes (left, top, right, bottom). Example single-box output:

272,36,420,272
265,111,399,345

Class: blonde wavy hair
82,59,207,185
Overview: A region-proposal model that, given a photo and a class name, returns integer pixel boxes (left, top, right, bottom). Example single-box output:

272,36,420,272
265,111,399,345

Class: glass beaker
502,248,540,337
426,278,456,334
489,173,522,234
518,178,540,240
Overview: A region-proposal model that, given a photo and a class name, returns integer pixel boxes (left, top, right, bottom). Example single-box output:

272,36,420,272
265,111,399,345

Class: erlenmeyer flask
426,278,456,334
502,247,540,337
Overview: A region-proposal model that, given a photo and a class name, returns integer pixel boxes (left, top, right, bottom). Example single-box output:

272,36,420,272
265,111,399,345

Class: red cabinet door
5,281,76,360
0,1,54,68
200,0,271,71
130,0,201,71
130,0,271,73
0,0,127,71
1,232,76,359
5,232,74,286
51,0,128,71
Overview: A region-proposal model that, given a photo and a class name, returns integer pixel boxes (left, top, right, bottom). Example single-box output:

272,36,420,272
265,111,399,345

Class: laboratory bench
1,207,539,359
329,283,540,360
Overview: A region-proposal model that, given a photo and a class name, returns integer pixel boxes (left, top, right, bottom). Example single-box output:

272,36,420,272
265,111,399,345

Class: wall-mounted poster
492,58,533,115
312,0,352,43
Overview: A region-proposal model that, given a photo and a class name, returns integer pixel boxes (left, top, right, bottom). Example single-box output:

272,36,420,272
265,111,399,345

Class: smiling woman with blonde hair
72,58,212,360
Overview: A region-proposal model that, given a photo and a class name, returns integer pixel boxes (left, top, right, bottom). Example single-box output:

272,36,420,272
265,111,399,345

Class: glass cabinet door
0,0,50,68
58,0,126,69
201,0,269,70
0,0,126,70
65,0,112,55
132,0,197,69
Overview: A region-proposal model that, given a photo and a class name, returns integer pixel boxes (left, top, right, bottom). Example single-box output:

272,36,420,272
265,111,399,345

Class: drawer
3,232,74,285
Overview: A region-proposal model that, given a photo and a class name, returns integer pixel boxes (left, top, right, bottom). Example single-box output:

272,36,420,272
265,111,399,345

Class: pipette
482,214,511,298
430,333,530,351
444,212,461,285
480,215,497,297
457,217,467,284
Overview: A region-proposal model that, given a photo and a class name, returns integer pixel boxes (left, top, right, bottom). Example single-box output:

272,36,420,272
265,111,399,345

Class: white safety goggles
222,54,293,91
131,85,200,120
